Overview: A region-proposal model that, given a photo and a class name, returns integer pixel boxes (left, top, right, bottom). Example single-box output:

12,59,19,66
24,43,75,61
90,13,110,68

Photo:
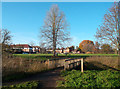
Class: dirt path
3,67,63,88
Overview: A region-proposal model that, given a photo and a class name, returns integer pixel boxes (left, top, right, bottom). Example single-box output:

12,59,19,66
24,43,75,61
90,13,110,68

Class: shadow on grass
2,67,63,84
76,61,120,71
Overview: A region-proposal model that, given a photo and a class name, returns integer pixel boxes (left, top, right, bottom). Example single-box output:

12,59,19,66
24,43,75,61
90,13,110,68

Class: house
72,49,81,54
63,46,74,53
46,47,64,54
63,47,70,53
11,44,33,53
46,48,53,53
32,46,40,53
56,49,63,54
46,46,74,54
10,44,41,54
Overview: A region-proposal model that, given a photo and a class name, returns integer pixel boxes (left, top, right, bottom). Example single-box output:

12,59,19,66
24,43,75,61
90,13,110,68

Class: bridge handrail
65,57,83,62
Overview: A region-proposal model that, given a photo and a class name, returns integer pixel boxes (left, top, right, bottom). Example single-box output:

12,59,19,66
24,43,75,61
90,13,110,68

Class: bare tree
100,44,113,54
94,41,100,53
0,29,12,56
95,2,119,54
29,41,35,46
1,29,12,45
40,4,70,56
39,42,46,54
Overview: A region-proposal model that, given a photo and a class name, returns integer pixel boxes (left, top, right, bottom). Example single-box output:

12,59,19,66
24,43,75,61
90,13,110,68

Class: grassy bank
57,69,120,88
2,56,49,82
84,56,119,70
57,56,120,88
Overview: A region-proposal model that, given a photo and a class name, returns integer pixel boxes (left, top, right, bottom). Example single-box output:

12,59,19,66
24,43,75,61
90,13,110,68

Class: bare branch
95,2,119,51
39,4,70,56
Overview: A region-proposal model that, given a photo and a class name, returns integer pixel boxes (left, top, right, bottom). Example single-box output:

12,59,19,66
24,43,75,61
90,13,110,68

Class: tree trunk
53,13,56,57
118,43,120,55
53,24,56,57
114,49,118,54
53,42,56,57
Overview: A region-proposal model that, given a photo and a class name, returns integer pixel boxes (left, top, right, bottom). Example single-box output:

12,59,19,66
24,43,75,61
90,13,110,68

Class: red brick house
10,44,33,53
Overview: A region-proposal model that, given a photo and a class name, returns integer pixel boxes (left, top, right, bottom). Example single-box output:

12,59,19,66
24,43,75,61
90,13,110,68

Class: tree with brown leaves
40,4,70,56
79,40,94,53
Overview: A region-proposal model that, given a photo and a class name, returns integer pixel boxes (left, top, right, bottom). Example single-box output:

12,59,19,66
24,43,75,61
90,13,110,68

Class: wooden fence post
81,58,83,72
48,59,49,69
77,61,79,66
64,60,66,70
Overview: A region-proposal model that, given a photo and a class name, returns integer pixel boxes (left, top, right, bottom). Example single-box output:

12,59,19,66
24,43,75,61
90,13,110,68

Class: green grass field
13,53,119,61
14,53,118,57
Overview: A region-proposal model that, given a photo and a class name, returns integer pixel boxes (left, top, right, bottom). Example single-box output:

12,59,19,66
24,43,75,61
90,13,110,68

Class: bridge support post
77,62,79,66
64,62,66,70
81,58,83,72
64,60,68,70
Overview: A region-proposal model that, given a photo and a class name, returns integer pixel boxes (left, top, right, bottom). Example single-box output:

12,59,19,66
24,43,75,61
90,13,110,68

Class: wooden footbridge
42,58,84,72
64,58,83,72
